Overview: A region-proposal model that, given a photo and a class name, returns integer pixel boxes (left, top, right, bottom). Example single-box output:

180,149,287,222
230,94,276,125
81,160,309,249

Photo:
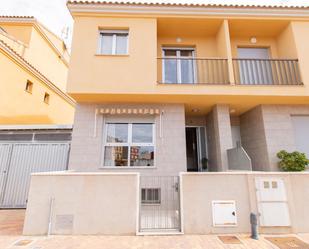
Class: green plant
277,150,309,171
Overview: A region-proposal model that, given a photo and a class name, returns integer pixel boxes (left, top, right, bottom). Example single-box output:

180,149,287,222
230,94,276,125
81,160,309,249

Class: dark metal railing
233,58,302,85
157,58,229,85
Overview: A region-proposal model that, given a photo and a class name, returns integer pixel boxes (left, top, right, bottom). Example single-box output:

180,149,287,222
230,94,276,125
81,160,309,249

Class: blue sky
1,0,309,48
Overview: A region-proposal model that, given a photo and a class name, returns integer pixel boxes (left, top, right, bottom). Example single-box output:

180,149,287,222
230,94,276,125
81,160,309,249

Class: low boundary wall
23,172,139,235
180,172,309,234
24,171,309,235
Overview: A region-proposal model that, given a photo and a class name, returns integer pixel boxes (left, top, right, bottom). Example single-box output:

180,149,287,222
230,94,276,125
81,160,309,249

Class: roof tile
66,0,309,9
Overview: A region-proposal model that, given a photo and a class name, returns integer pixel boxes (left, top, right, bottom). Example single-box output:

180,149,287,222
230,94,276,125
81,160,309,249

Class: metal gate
0,143,70,208
139,176,181,232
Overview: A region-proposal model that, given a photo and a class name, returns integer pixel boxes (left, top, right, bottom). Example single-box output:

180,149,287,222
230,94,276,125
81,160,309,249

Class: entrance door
163,48,196,84
237,47,273,85
186,128,198,172
185,127,208,172
139,176,180,232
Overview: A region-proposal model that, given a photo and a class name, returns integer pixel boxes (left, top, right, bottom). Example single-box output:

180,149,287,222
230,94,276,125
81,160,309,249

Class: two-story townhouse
67,2,309,174
23,2,309,236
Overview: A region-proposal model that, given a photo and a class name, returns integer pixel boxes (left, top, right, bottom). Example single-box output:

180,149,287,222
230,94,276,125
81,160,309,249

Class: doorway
237,47,273,85
162,48,196,84
185,127,207,172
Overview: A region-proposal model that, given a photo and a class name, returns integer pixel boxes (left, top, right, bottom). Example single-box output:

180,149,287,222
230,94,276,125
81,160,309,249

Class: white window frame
98,29,129,55
102,123,155,168
162,47,197,84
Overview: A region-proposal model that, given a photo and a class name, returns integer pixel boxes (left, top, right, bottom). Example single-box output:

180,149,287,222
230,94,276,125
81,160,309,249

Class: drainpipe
47,197,55,236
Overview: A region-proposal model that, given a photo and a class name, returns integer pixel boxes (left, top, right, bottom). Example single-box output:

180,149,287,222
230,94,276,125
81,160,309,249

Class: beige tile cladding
206,104,233,171
240,106,270,171
240,105,309,171
262,105,309,171
68,103,187,175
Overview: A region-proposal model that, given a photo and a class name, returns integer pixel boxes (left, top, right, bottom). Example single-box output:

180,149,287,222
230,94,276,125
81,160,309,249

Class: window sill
141,203,161,206
100,166,156,169
95,54,129,57
25,90,32,94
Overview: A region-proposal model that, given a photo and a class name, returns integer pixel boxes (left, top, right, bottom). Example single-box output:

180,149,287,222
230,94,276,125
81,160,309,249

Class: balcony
156,19,304,87
158,57,302,86
233,58,302,85
157,57,229,85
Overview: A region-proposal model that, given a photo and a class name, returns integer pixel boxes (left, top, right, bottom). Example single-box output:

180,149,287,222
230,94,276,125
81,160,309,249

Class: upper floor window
25,80,33,93
98,30,128,55
44,92,50,104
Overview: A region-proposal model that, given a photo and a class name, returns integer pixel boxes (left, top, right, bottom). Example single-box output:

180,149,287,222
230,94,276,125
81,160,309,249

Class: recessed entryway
185,127,207,172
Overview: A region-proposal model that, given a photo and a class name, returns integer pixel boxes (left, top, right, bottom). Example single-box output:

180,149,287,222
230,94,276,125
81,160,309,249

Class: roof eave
67,3,309,18
0,16,37,24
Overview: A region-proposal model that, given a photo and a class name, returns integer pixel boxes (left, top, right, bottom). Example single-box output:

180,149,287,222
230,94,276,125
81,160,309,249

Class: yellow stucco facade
67,2,309,116
0,16,75,124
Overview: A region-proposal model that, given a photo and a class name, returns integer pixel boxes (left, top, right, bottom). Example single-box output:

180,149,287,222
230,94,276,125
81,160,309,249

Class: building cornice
67,3,309,19
0,40,75,107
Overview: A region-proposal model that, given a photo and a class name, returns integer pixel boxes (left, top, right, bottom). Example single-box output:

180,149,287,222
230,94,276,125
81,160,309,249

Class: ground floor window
141,188,161,204
103,123,155,167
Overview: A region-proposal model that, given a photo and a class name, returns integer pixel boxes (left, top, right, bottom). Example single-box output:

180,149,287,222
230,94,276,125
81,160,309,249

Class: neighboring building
23,2,309,236
0,16,75,124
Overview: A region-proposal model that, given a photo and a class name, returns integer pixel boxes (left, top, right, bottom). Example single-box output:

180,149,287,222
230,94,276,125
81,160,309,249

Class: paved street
1,233,309,249
1,210,309,249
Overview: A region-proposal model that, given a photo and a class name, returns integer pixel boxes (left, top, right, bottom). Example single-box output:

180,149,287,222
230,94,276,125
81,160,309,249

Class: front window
98,30,128,55
103,123,155,167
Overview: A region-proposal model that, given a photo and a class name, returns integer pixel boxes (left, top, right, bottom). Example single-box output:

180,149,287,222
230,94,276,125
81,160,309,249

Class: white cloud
0,0,73,46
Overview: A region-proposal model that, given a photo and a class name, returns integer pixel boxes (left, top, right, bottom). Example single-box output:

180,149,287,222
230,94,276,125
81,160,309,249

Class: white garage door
0,143,70,208
291,116,309,158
